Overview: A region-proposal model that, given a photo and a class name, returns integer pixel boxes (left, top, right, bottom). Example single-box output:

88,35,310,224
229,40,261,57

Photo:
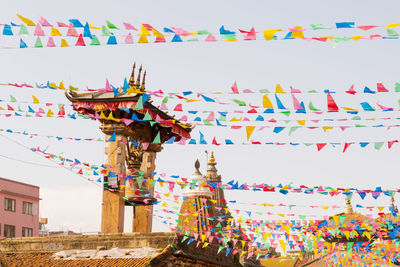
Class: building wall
0,177,40,238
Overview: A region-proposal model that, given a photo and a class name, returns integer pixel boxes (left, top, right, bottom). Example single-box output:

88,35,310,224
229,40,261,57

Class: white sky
1,0,400,233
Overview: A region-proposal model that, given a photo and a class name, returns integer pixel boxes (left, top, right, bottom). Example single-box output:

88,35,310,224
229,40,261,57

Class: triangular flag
152,132,161,144
17,14,36,26
246,126,256,141
34,37,43,48
75,34,86,46
18,24,29,36
50,27,62,36
231,81,239,94
60,39,69,47
327,92,339,112
316,143,327,151
47,37,56,47
34,24,45,36
32,95,39,103
108,131,117,142
106,20,119,29
67,23,79,37
19,38,28,48
90,35,100,45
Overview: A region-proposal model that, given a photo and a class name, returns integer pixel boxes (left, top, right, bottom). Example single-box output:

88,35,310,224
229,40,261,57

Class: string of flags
31,147,400,198
1,15,400,49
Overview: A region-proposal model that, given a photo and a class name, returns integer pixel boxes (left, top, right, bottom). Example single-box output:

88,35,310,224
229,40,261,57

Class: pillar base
132,205,153,233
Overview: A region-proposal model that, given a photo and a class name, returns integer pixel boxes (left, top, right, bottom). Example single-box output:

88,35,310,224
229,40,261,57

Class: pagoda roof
65,90,142,102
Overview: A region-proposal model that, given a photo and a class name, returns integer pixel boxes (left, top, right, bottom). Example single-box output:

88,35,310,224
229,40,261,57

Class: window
22,201,33,215
4,224,15,238
22,227,33,237
4,198,15,212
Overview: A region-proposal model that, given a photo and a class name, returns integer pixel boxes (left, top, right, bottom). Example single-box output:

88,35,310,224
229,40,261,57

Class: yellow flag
387,23,400,29
290,26,304,39
89,23,101,29
322,126,333,132
100,111,107,119
202,242,209,248
61,39,69,47
138,35,149,43
297,120,305,126
275,84,285,93
140,25,151,36
246,126,256,141
58,81,65,90
351,36,362,41
263,29,281,40
46,109,54,117
341,107,358,111
32,95,39,104
17,14,36,26
262,94,273,108
230,117,242,122
50,27,62,36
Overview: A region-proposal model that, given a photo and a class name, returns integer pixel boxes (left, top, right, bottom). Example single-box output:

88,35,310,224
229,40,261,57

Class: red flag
212,137,220,146
327,93,339,112
377,83,389,92
316,143,327,151
7,105,14,111
75,34,86,46
173,103,183,111
343,142,353,152
231,81,239,94
388,140,399,149
345,85,357,95
77,169,83,174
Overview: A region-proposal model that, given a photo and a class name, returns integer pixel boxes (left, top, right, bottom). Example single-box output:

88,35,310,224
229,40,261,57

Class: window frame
22,201,33,215
4,224,15,238
22,227,33,237
4,198,16,212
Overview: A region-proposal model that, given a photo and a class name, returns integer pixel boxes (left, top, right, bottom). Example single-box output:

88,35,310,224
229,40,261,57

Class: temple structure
205,152,233,228
176,159,216,236
317,197,372,243
65,63,192,233
376,195,400,240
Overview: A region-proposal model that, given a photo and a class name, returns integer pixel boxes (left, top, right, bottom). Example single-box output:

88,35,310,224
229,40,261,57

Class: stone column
100,123,127,233
132,144,161,233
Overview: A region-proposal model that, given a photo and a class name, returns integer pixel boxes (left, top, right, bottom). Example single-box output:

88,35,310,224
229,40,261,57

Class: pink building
0,177,40,238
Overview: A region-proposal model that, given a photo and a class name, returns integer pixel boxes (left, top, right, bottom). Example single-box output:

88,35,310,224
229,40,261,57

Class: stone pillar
100,123,127,233
132,145,161,233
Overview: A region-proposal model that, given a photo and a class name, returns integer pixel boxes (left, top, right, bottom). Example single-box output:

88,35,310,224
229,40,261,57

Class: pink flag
34,24,45,36
376,102,393,111
205,35,217,42
357,25,378,31
46,37,56,47
291,93,303,110
38,16,52,27
290,86,301,93
231,81,239,94
67,23,79,37
206,112,214,121
125,32,134,44
123,22,137,31
173,104,183,111
155,37,166,43
57,22,68,27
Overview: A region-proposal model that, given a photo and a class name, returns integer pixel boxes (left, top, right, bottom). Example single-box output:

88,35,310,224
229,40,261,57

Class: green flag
374,142,384,150
101,25,111,36
152,132,161,144
10,95,16,102
90,35,101,45
18,24,29,36
34,36,43,48
106,20,119,29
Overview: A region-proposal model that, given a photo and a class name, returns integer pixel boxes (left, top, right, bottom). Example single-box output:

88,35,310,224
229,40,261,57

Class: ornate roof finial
208,151,217,166
140,70,146,91
129,63,136,86
195,159,200,170
391,195,399,213
136,65,142,86
345,197,353,214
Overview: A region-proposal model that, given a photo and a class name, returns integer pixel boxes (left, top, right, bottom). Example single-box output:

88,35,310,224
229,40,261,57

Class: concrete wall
0,232,175,253
0,177,40,237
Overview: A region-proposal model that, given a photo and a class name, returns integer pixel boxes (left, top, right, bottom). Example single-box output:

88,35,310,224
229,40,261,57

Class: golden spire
208,151,217,166
136,65,142,87
129,63,136,86
140,70,146,91
391,195,399,213
345,197,353,214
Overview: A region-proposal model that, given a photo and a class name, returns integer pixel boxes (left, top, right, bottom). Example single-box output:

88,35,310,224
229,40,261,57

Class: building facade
0,177,40,238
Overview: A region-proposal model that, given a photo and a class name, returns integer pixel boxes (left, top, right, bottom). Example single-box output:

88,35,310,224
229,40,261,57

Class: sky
1,0,400,233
